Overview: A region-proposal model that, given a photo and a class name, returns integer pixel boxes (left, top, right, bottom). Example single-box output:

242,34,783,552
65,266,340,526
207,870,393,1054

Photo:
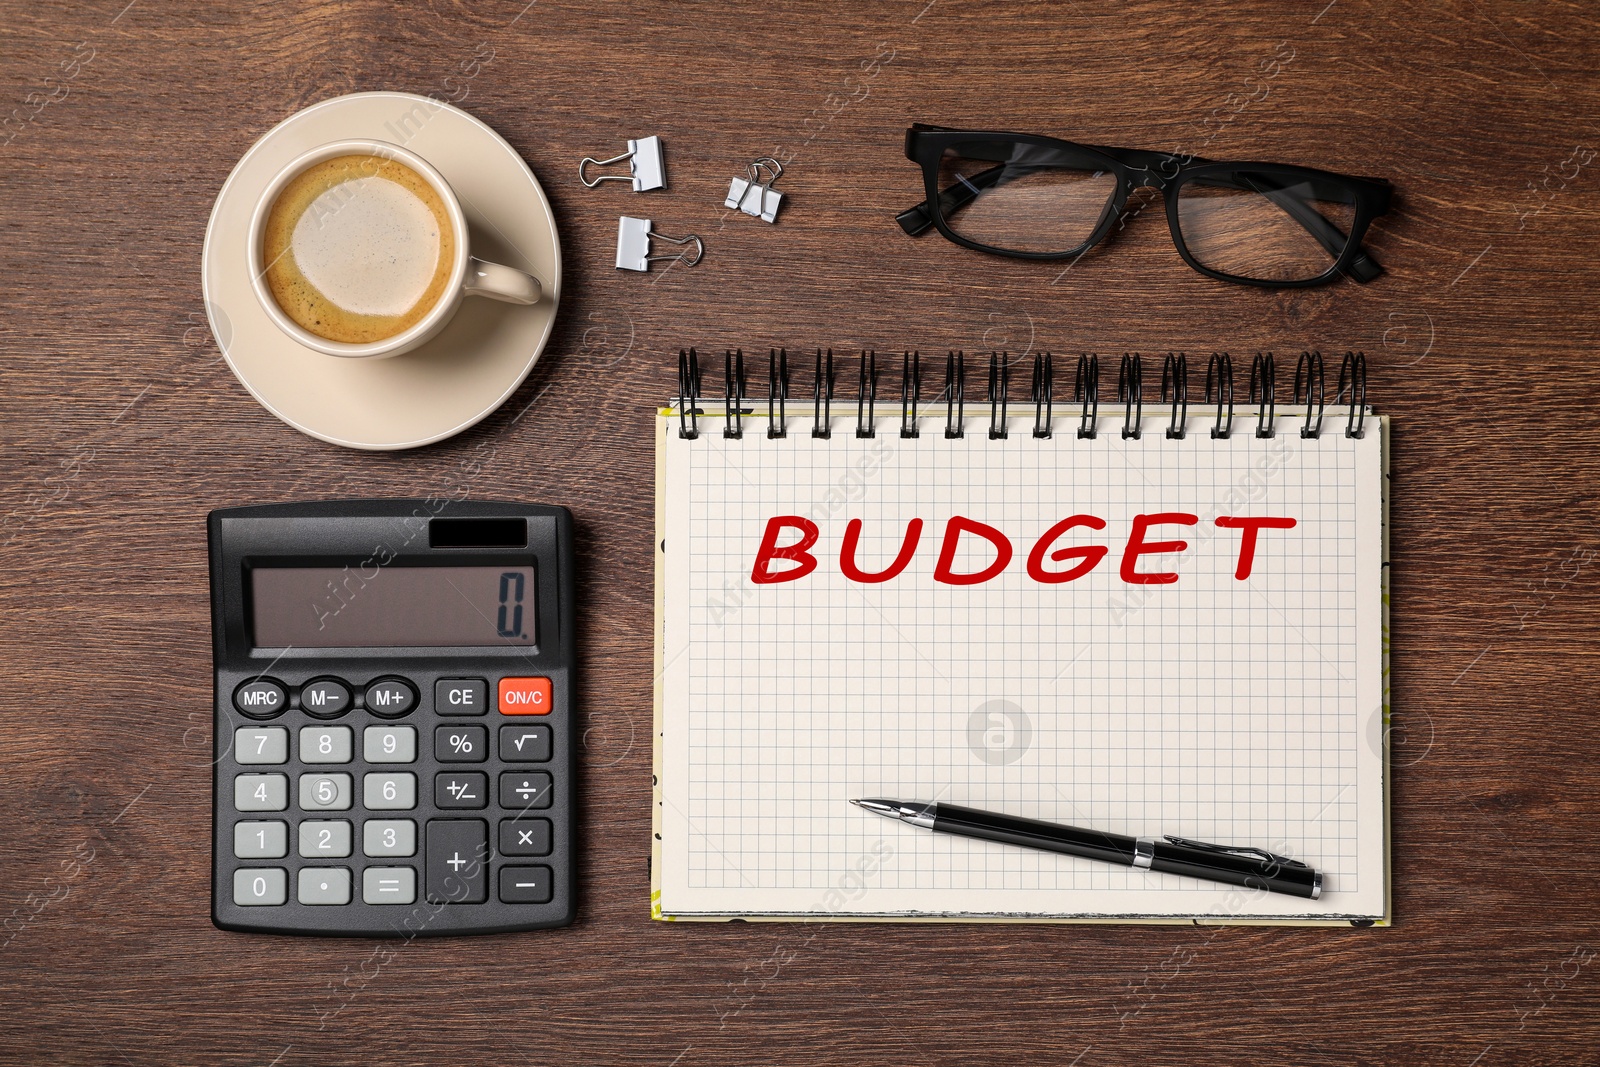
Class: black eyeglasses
897,124,1393,288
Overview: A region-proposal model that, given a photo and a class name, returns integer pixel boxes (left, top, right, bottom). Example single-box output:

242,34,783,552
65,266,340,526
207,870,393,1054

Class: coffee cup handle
463,257,542,305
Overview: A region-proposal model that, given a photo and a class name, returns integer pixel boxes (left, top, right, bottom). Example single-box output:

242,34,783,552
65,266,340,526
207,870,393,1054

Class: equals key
499,772,553,810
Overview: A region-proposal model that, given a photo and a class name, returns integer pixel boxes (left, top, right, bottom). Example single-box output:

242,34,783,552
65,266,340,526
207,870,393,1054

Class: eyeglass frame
896,123,1394,289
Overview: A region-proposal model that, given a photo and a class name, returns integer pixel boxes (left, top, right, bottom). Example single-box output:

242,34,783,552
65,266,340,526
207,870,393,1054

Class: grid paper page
656,409,1386,921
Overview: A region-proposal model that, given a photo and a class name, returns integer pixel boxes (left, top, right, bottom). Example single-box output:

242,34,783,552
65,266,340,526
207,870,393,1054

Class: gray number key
364,725,416,763
364,773,416,810
300,726,352,764
363,819,416,857
234,820,288,859
299,773,352,811
235,773,288,812
233,867,287,906
235,727,288,765
299,820,352,858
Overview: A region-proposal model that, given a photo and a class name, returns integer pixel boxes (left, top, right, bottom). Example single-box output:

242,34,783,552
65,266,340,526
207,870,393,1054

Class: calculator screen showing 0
252,566,537,648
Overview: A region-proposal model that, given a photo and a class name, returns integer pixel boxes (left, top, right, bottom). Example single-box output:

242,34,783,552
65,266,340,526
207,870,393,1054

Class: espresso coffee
261,154,456,345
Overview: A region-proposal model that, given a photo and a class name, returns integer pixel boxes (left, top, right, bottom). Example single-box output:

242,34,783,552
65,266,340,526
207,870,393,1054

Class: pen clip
1161,835,1309,869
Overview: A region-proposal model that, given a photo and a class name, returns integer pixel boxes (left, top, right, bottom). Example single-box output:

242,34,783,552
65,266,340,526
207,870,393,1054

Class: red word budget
749,514,1298,587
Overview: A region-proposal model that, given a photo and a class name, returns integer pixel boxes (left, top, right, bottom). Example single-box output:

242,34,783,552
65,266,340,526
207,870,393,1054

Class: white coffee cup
247,138,541,359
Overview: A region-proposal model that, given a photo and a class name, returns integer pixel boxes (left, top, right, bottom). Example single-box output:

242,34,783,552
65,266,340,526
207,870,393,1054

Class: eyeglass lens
936,142,1117,255
1176,168,1358,283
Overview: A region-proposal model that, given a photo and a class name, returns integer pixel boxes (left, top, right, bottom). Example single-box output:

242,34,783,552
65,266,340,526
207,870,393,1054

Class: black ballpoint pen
851,798,1321,899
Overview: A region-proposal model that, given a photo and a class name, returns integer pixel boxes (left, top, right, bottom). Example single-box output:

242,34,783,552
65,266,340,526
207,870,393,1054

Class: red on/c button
498,677,552,715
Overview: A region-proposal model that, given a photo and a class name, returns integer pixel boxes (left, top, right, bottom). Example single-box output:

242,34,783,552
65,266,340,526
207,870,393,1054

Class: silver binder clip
579,136,666,191
725,156,784,222
615,216,704,272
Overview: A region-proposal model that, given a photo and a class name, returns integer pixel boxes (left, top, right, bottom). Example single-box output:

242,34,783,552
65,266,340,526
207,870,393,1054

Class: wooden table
4,1,1598,1062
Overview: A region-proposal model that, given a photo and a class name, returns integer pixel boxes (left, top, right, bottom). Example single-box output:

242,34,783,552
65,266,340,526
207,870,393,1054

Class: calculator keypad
220,671,566,933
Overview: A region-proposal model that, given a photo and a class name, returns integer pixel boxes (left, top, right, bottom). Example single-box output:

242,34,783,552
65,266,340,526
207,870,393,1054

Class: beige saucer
201,92,561,450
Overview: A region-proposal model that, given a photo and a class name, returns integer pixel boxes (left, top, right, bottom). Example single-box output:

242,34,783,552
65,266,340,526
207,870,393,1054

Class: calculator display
251,566,537,648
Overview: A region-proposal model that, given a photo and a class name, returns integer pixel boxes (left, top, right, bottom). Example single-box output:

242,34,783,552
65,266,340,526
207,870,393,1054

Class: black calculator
208,500,576,936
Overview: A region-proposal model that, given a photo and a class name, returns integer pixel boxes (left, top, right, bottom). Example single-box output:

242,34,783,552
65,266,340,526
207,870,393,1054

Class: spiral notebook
652,350,1389,925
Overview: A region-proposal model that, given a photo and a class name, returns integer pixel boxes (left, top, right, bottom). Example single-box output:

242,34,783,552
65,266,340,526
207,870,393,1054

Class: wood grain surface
4,1,1599,1063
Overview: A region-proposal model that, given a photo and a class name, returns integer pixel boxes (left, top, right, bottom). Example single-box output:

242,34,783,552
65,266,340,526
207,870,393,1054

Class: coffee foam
262,154,457,345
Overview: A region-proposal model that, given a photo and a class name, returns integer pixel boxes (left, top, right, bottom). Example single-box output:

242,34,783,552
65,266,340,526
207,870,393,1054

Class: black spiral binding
988,353,1010,440
1076,354,1099,439
1118,354,1143,440
1294,351,1326,439
812,348,835,439
767,347,789,439
674,346,1369,446
677,347,702,439
1162,353,1188,440
1249,352,1277,439
1032,352,1053,439
723,350,747,439
901,351,921,438
856,350,878,438
944,351,966,439
1337,351,1367,439
1205,353,1234,439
